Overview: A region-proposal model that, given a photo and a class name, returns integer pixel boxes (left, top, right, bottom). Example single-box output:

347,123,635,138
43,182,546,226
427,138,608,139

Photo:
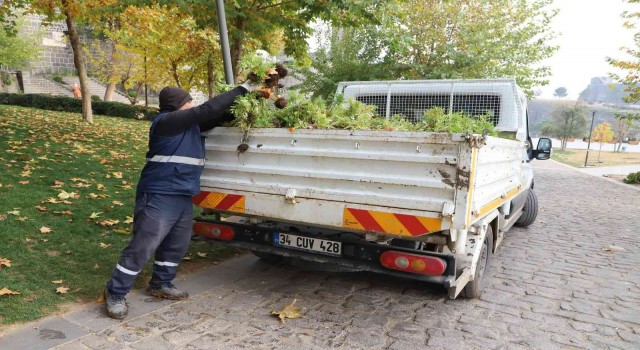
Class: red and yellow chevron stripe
343,208,441,237
192,191,245,213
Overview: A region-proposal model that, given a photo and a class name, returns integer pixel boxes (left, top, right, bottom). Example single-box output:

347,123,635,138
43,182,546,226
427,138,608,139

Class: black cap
159,87,193,112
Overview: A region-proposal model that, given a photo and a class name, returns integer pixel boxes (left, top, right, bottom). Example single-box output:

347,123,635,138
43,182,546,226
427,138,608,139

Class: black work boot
104,289,128,319
146,283,189,300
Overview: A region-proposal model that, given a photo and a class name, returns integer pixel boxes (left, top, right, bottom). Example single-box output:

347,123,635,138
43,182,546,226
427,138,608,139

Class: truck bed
195,128,524,238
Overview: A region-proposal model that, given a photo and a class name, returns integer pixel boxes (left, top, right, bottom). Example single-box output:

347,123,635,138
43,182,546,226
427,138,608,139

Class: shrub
624,171,640,184
91,95,101,102
52,76,65,84
0,93,158,120
1,73,11,86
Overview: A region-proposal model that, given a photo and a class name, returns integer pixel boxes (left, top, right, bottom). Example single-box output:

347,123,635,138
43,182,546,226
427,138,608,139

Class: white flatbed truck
192,79,552,298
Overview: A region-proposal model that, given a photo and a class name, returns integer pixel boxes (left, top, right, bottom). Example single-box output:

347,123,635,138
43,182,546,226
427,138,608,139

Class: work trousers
107,192,193,297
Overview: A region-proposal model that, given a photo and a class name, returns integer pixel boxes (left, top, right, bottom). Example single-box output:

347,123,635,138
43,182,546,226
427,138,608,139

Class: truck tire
461,226,493,299
515,189,538,228
251,250,284,264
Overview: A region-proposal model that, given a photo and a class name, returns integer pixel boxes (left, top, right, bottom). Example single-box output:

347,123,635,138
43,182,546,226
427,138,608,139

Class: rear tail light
193,222,235,241
380,251,447,276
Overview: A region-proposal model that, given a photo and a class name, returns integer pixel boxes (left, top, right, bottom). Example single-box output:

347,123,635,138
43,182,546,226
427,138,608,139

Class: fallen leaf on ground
93,264,100,269
52,180,65,187
18,180,29,185
51,280,63,284
89,212,103,219
271,299,303,324
111,201,124,206
15,216,29,221
45,198,61,204
603,245,626,253
97,219,119,227
39,226,52,234
0,288,21,296
113,229,130,234
196,252,207,258
124,216,133,224
7,210,20,216
0,214,6,221
56,286,69,294
99,243,111,248
96,293,105,303
113,172,123,179
97,184,105,190
58,190,78,200
0,258,11,268
35,205,47,212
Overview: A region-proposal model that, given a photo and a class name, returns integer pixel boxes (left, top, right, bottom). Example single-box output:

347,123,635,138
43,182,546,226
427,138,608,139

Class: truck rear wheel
515,189,538,228
461,226,493,299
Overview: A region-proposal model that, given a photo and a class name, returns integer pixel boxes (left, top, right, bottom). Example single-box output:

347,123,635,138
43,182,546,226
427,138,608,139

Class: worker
104,80,260,319
72,83,81,99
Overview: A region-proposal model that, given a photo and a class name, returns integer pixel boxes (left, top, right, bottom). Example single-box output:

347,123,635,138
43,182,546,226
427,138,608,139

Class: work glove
241,79,262,93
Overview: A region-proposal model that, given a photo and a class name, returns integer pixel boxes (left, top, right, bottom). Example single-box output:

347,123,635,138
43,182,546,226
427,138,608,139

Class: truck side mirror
535,138,552,160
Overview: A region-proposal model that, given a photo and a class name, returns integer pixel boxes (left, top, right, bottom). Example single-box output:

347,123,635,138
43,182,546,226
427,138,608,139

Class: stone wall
20,14,78,74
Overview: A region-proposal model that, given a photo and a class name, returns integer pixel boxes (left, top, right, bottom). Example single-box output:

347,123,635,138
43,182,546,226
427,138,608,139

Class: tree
104,5,223,95
608,0,640,103
0,16,41,69
301,0,558,98
295,25,392,98
612,112,640,152
545,103,589,151
0,0,104,123
103,0,382,82
554,87,568,98
591,122,614,162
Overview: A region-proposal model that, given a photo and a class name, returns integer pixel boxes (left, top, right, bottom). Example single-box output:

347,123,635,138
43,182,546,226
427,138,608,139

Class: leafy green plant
624,171,640,184
52,76,65,84
228,93,497,135
91,95,101,102
238,52,273,81
418,107,497,135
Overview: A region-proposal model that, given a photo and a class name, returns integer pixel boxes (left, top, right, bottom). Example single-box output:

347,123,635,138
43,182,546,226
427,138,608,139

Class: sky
538,0,640,99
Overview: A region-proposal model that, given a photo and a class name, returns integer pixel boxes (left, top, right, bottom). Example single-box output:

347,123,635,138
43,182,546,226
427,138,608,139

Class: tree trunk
598,143,602,162
104,82,116,101
230,38,243,83
230,18,246,82
63,2,92,123
207,57,216,98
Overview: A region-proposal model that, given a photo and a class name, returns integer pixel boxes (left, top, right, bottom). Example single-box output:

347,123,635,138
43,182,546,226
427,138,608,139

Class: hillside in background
578,77,627,104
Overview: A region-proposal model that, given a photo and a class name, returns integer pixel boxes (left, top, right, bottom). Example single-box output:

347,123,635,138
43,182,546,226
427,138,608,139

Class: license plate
273,232,342,256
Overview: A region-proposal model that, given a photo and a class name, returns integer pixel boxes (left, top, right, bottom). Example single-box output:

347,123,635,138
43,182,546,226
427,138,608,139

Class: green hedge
0,93,159,120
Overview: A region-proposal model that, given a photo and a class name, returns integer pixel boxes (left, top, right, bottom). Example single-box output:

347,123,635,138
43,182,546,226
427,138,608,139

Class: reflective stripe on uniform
147,155,205,166
116,264,141,276
154,261,179,267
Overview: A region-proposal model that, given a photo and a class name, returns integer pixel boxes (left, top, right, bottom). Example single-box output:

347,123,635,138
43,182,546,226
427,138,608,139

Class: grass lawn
552,149,640,168
0,105,237,326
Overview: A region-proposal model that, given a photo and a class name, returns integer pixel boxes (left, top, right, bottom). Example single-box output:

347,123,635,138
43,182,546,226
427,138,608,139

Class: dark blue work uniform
106,87,246,298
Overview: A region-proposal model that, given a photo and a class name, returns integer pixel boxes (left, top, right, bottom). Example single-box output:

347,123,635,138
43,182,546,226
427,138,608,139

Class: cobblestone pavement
11,160,640,349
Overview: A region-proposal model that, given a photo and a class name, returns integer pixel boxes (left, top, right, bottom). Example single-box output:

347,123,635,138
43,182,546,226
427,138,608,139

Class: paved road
4,160,640,349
